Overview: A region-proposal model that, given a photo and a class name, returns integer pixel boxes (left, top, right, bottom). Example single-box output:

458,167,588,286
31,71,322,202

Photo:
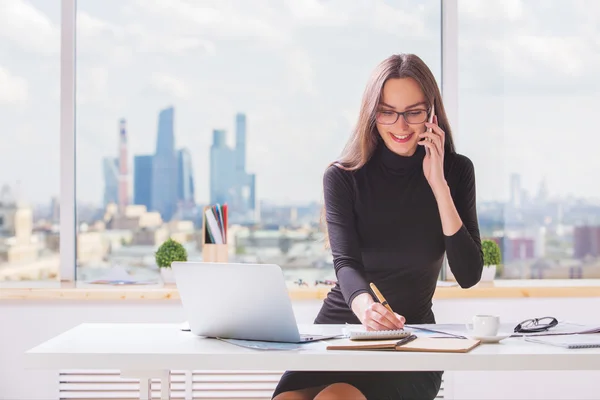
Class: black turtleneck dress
272,141,483,400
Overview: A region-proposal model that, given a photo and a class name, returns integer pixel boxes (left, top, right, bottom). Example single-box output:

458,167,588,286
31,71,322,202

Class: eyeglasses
375,107,431,125
514,317,558,333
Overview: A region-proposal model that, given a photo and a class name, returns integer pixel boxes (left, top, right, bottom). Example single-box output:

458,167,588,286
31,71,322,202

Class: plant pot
480,265,497,282
160,267,175,284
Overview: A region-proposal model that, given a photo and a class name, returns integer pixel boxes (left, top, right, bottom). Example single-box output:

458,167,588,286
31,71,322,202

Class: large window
0,0,60,282
74,1,441,284
458,0,600,279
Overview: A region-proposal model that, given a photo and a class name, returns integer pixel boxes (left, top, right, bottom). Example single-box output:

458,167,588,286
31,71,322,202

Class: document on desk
218,338,327,351
408,322,600,338
326,337,481,353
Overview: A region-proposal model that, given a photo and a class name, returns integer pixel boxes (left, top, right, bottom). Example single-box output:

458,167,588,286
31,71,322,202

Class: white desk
25,323,600,400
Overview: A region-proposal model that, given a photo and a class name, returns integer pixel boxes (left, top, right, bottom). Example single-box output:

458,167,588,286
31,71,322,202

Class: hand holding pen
361,283,405,331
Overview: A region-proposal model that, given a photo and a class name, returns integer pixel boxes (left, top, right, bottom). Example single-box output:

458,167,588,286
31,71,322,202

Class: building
210,129,236,206
102,157,119,207
209,113,257,223
574,225,600,259
134,155,153,211
151,106,179,221
177,148,195,207
0,185,38,264
118,118,129,212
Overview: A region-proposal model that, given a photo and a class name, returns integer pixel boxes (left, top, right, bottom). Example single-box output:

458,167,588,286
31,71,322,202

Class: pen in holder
202,204,229,263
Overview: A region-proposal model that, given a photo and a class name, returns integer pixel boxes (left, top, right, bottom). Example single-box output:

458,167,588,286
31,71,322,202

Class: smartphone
423,103,435,155
427,103,435,132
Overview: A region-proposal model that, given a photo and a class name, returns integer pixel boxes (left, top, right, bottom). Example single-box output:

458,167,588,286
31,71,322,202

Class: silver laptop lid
172,261,302,343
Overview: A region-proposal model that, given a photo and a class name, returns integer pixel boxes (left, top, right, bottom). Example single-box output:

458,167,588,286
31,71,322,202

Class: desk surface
25,323,600,372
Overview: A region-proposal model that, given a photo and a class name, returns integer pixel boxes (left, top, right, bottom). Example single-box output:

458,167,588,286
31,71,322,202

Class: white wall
1,297,600,400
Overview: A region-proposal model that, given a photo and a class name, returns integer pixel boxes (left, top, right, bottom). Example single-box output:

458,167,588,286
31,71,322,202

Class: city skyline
103,106,256,223
3,0,600,207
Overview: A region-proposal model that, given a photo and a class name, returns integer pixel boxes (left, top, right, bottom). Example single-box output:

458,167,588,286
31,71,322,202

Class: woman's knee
273,386,325,400
314,383,366,400
272,391,308,400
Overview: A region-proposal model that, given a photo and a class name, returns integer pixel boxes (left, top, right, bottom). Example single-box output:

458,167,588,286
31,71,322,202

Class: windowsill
2,279,600,301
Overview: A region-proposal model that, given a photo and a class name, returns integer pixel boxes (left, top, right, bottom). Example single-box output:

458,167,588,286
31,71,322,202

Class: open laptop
172,261,340,343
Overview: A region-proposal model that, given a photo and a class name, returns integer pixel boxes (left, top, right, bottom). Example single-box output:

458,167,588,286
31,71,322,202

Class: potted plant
481,239,501,282
155,238,188,284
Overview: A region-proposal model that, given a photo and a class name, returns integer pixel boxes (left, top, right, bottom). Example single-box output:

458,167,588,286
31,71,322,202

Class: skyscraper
151,106,179,221
134,155,153,211
209,113,257,223
177,148,195,206
235,113,256,219
210,129,235,206
235,113,246,174
102,157,119,207
118,118,129,213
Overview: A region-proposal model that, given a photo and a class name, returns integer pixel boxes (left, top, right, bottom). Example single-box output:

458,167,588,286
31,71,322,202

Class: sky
1,0,600,208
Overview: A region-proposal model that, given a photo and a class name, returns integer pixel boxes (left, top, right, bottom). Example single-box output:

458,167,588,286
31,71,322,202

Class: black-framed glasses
375,107,431,125
514,317,558,333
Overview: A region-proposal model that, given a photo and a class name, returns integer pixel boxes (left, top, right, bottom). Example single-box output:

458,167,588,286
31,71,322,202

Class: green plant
155,238,187,269
482,239,501,266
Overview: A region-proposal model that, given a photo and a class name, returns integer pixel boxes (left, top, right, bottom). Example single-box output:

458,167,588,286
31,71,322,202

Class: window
75,1,442,284
0,0,60,282
457,0,600,279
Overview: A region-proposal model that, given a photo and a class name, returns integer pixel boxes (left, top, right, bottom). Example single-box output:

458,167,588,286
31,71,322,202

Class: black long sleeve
323,165,370,308
315,142,484,325
444,155,484,288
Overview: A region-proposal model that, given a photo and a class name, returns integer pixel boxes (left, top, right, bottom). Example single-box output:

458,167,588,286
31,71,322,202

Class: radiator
59,370,445,399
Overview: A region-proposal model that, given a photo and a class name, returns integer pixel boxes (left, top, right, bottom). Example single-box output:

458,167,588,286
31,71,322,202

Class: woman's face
375,77,430,157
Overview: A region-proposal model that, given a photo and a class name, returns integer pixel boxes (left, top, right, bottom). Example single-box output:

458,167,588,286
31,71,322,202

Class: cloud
150,73,189,99
460,0,523,22
0,0,59,55
459,0,600,94
77,66,109,105
77,9,217,63
131,0,288,45
0,66,28,105
6,0,600,206
287,49,317,95
285,0,349,26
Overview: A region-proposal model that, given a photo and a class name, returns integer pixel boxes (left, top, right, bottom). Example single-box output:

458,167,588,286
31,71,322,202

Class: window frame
57,0,457,283
60,0,76,282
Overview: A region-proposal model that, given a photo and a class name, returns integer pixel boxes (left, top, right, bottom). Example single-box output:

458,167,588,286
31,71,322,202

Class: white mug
466,315,500,337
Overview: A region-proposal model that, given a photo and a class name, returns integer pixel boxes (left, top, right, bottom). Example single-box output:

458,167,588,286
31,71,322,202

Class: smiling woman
272,53,482,400
73,0,442,285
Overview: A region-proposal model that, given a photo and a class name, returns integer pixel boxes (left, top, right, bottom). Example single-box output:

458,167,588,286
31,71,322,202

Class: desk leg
121,370,170,400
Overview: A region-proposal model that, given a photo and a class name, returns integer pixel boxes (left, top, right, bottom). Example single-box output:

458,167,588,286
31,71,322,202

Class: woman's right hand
351,293,405,331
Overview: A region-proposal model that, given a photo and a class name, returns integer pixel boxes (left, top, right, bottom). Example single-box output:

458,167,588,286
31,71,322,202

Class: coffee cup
466,315,500,337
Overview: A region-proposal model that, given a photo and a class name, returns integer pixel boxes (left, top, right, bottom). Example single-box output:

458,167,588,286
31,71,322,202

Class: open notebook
327,337,481,353
525,334,600,349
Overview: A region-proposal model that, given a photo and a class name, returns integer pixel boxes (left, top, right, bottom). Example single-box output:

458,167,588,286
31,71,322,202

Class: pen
396,334,418,347
369,282,394,313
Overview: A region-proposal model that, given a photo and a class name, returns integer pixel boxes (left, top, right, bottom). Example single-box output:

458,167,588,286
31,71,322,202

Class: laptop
172,261,340,343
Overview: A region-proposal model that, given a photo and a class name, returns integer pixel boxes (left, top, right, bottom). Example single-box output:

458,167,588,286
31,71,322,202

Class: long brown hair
321,53,456,247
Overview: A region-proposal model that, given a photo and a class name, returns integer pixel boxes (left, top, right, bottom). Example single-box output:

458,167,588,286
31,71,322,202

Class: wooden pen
369,282,394,313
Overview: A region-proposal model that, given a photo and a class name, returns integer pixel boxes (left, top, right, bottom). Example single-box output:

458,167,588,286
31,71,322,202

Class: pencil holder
202,243,229,262
201,204,229,263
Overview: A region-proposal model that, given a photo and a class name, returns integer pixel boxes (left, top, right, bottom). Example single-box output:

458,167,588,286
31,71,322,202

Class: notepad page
525,334,600,348
348,329,410,340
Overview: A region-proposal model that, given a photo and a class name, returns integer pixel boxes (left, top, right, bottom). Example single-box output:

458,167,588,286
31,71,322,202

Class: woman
272,53,483,400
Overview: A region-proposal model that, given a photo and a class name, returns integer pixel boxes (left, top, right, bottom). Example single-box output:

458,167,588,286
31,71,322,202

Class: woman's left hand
418,115,447,193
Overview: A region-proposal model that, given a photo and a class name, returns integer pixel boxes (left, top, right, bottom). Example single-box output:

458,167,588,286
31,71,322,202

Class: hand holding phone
424,103,435,155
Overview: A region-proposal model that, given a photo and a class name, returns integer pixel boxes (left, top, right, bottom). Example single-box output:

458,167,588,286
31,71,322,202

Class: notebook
327,337,481,353
348,329,411,341
524,334,600,349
